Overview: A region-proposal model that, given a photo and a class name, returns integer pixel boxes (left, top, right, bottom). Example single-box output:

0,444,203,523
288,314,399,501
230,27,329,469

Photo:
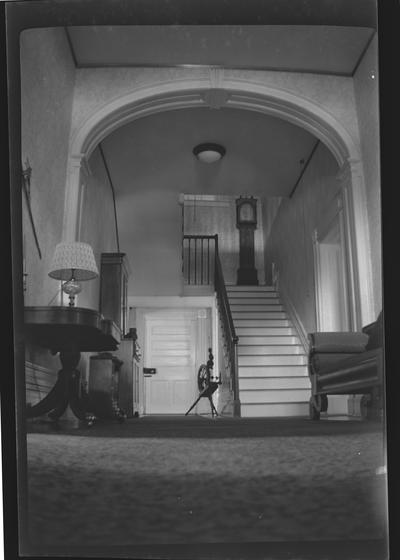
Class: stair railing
213,235,240,416
182,234,240,415
182,235,216,285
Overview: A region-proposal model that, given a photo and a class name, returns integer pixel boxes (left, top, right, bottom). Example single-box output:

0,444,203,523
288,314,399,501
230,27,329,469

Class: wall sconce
193,143,226,163
48,242,99,306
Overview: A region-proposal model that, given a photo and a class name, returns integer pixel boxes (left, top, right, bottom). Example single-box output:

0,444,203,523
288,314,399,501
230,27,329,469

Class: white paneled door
144,309,208,414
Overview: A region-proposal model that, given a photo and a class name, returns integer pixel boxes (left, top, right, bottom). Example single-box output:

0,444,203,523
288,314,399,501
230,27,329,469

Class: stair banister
183,234,216,285
213,235,241,416
182,233,240,416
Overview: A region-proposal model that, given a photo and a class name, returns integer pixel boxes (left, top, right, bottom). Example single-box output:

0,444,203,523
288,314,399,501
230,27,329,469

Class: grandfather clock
236,196,259,285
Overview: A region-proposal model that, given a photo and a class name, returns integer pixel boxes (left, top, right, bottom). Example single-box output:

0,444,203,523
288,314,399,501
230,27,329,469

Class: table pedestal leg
26,364,70,419
27,348,95,425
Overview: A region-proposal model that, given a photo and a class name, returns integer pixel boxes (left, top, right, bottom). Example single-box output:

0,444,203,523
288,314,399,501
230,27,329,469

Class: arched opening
64,81,373,327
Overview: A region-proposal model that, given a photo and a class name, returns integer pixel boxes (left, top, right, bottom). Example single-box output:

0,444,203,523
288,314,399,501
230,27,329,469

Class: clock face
239,202,255,223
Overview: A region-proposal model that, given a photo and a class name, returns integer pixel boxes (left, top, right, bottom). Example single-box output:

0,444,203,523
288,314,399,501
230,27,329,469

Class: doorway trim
313,191,355,331
128,295,217,415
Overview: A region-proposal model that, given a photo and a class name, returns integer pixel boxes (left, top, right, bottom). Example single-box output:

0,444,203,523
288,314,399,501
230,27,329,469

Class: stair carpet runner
227,285,311,417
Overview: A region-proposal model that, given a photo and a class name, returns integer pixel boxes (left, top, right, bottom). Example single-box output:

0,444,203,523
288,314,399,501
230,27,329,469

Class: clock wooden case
236,196,259,285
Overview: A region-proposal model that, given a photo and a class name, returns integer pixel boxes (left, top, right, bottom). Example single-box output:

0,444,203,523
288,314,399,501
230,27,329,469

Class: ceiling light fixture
193,143,226,164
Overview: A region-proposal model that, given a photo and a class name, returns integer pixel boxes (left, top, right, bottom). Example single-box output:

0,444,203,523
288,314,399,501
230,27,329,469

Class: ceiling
68,14,376,200
67,25,374,76
100,108,318,198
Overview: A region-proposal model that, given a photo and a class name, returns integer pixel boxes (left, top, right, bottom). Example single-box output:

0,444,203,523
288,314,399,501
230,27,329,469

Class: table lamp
48,242,99,306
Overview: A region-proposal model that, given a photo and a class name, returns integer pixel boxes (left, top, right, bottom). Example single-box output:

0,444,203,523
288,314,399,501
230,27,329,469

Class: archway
63,78,373,325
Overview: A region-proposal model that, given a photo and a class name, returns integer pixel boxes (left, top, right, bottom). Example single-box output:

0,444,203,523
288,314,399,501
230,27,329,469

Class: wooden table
24,306,121,424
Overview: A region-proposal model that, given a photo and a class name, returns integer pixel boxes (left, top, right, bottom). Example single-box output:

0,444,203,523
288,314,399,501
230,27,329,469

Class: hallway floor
25,416,388,559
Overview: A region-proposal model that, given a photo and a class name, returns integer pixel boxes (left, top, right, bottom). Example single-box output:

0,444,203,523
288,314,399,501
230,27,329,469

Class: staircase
227,285,311,417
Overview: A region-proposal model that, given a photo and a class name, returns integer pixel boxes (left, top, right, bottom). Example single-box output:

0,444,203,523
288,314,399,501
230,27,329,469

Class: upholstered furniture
308,312,383,420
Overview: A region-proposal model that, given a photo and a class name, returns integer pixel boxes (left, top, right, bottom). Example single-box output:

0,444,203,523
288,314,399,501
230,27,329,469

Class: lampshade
193,143,225,163
48,242,99,281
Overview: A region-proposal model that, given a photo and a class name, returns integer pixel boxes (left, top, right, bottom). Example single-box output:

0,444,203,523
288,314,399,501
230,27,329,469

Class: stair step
234,317,289,327
235,317,292,327
236,326,294,335
227,285,275,292
229,294,279,301
238,335,300,345
239,355,307,366
238,345,304,355
239,376,311,390
226,286,310,418
229,298,282,306
231,302,283,309
231,302,281,308
240,402,309,418
228,293,280,301
240,388,310,403
232,310,285,319
239,365,308,377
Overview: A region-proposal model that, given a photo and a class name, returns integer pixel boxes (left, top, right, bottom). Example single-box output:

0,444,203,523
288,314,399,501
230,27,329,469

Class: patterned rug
25,416,388,559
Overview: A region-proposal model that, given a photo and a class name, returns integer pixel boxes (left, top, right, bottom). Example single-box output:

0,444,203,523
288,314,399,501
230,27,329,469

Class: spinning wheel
185,348,220,417
197,364,211,391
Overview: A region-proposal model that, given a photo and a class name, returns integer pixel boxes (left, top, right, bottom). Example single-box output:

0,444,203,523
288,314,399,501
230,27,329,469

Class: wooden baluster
188,237,191,284
207,238,210,284
200,238,204,285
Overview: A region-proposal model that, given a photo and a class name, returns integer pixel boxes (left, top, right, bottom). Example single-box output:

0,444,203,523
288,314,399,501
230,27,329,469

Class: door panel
144,310,201,414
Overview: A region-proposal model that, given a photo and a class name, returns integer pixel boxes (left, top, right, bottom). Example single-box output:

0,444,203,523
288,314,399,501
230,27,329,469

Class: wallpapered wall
20,29,117,407
353,36,381,317
21,28,75,309
183,194,265,286
21,28,119,312
262,38,381,332
21,28,77,386
263,142,340,335
115,188,184,296
79,146,119,309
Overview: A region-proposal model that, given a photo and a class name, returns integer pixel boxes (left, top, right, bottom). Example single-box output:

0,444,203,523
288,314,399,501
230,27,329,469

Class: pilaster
337,158,374,326
62,154,88,242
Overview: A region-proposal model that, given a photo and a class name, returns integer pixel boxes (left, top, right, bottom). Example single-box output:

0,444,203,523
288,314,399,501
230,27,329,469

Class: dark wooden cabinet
99,253,130,336
94,253,143,420
88,329,141,419
87,352,124,419
116,329,141,418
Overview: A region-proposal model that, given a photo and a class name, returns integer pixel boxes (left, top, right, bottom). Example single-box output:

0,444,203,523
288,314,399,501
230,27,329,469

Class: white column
337,158,375,327
62,154,87,242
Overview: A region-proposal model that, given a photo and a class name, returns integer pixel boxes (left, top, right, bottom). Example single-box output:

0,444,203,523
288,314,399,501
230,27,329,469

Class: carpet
25,416,388,559
27,413,384,438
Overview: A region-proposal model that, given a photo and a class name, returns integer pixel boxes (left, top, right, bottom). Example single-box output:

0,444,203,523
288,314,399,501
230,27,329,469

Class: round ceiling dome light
193,143,226,163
